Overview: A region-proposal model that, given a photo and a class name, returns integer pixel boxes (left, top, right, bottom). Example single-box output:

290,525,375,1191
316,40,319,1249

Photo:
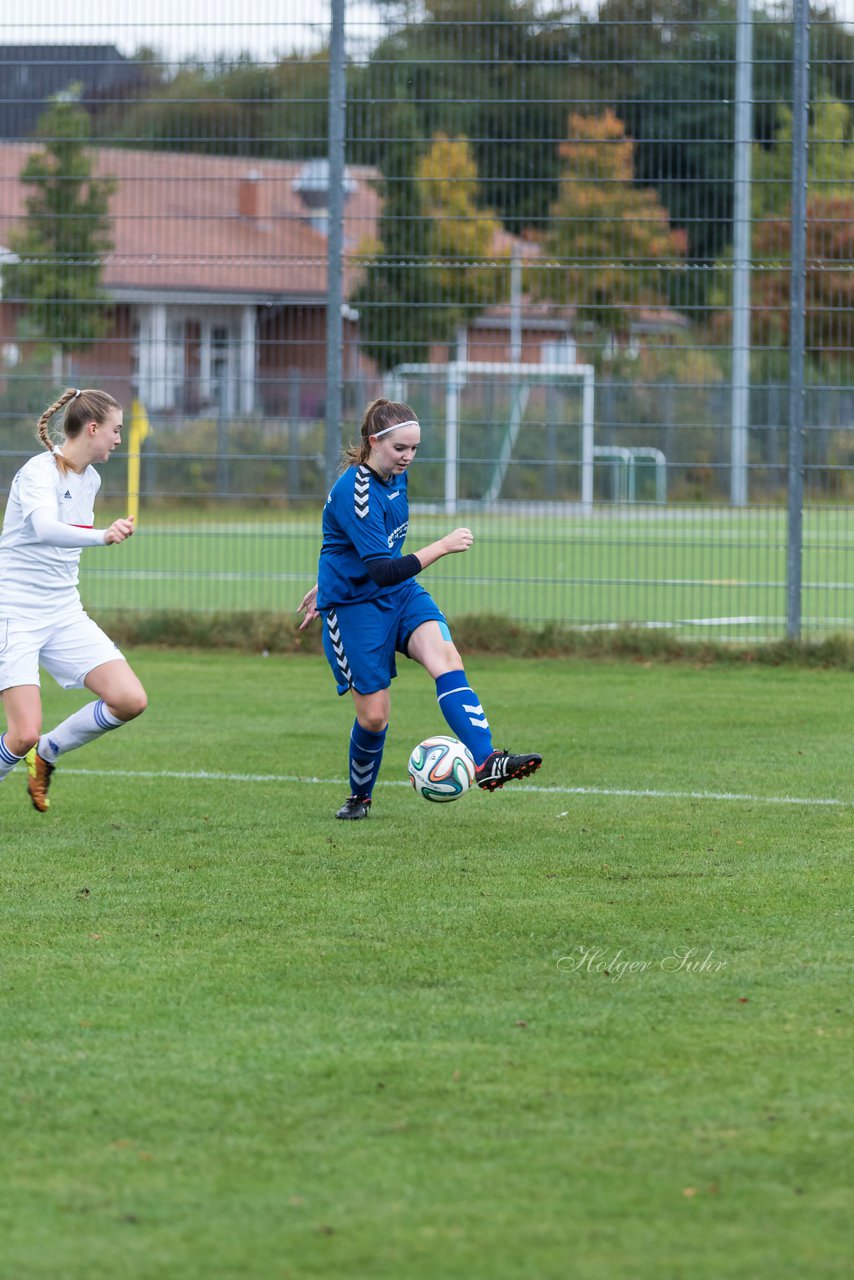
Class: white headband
373,418,419,438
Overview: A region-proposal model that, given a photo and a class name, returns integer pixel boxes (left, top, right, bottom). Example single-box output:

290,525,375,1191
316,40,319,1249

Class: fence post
216,387,230,498
786,0,809,639
324,0,347,492
730,0,753,507
288,368,302,501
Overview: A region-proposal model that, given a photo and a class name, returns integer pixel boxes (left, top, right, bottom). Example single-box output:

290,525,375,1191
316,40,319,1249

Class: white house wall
134,302,257,415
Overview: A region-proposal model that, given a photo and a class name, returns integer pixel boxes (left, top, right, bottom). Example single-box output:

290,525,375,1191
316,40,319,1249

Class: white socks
39,699,124,762
0,733,25,782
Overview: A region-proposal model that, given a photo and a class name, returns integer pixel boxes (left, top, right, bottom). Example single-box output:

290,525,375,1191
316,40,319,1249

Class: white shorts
0,610,125,692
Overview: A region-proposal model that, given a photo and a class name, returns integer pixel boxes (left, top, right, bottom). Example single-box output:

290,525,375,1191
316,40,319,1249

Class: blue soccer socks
349,719,387,798
435,670,494,766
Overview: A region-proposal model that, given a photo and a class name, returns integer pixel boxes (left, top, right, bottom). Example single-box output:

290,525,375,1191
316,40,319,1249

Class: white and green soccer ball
408,735,476,803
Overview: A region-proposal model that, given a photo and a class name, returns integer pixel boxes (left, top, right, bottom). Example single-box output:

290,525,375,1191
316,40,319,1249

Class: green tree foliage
750,197,854,368
92,53,330,161
581,1,854,306
416,132,509,305
752,92,854,218
349,102,434,372
352,123,508,370
576,0,740,283
348,0,593,233
67,0,854,340
358,0,854,318
712,92,854,373
529,110,686,343
0,318,60,430
3,94,116,356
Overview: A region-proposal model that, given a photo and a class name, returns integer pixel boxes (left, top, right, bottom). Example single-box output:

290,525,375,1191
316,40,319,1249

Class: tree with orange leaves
353,129,507,370
751,197,854,367
528,110,686,344
415,132,508,311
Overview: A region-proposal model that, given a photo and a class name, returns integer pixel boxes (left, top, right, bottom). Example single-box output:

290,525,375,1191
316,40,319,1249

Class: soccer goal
384,360,596,513
592,446,668,504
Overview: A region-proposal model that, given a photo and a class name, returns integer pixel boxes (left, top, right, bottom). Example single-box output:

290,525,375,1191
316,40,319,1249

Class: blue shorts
321,581,448,695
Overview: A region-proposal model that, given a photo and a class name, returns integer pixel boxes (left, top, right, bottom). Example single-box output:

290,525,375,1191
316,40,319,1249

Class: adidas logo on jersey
63,490,72,499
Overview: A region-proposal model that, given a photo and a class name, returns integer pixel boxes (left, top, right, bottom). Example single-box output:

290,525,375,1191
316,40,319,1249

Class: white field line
57,767,851,809
83,569,304,581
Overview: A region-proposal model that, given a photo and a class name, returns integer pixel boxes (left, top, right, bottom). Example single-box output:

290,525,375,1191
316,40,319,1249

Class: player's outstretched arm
360,528,474,590
413,526,474,570
30,508,128,549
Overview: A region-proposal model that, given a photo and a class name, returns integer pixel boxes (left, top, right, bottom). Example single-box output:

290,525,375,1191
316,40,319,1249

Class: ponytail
36,388,121,476
343,397,418,466
37,388,79,464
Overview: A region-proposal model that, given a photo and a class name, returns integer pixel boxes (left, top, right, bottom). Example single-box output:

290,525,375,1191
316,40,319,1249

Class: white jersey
0,451,103,617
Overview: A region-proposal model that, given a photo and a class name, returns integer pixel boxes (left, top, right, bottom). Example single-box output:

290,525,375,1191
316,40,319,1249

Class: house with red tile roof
0,144,380,416
1,142,687,418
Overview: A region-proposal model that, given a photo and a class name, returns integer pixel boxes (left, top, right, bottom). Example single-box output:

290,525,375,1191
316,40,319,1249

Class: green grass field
1,650,850,1279
78,504,854,640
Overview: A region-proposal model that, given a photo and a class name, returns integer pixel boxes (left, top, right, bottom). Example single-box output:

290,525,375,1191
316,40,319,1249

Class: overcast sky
2,0,388,61
3,2,852,62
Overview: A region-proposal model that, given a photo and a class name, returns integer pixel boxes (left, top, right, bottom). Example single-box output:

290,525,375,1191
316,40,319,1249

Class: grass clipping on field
99,609,854,669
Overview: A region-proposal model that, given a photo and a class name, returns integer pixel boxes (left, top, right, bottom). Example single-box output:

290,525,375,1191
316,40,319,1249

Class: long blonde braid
36,387,122,476
36,388,80,455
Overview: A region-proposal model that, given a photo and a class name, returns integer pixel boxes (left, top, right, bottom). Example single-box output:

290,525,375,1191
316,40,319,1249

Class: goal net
384,361,596,513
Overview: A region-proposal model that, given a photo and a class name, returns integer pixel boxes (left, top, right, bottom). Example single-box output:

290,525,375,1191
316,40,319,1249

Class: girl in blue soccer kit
299,397,542,819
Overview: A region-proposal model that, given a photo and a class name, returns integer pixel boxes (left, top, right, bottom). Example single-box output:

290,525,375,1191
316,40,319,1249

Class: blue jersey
317,464,411,608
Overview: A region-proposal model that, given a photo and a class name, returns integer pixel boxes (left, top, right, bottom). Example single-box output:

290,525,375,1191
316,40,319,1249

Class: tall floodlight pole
325,0,347,491
786,0,810,638
730,0,754,507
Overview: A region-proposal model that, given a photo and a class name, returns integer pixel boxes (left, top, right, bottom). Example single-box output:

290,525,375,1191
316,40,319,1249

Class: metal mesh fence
2,2,853,638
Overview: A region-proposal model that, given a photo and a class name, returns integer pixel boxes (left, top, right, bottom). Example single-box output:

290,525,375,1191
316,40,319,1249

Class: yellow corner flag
127,398,151,524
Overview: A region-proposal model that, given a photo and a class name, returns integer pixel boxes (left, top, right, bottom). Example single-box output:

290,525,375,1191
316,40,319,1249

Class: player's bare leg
0,685,48,810
28,661,147,811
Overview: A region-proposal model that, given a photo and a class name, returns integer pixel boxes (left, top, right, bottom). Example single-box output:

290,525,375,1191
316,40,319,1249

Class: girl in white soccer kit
0,388,147,812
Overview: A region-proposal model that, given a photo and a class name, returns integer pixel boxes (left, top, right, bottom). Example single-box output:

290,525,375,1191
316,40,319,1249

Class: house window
211,325,235,414
541,339,578,369
133,309,241,414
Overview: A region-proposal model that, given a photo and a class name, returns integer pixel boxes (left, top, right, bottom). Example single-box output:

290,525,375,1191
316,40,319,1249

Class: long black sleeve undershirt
363,553,422,587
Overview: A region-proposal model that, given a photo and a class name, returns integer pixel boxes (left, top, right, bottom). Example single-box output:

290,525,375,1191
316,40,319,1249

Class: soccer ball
408,735,476,803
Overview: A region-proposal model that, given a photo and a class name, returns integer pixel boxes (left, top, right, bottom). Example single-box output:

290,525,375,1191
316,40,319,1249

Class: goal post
385,360,596,514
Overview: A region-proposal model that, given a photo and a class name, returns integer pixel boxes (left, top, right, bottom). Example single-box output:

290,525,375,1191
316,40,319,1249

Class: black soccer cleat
335,794,372,820
475,749,542,792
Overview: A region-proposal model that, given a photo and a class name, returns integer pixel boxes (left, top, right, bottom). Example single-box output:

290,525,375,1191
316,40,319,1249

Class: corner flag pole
127,398,151,523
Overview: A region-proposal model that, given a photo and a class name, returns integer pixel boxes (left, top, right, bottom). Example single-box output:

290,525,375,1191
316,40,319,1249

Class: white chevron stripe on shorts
326,611,353,687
